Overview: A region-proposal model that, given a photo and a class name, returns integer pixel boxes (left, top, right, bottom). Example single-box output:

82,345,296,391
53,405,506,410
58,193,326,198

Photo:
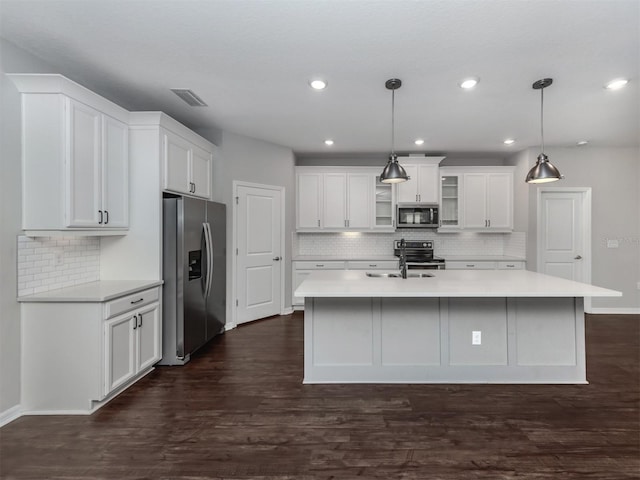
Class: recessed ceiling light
324,139,334,146
310,79,327,90
503,138,515,145
414,139,425,145
577,140,589,146
459,77,479,89
605,78,628,90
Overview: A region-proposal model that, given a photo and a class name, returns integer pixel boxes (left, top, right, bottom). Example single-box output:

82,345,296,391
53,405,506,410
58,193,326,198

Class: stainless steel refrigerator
160,195,226,365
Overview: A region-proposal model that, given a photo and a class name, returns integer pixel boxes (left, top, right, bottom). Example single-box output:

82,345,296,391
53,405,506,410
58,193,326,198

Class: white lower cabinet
104,300,160,396
20,286,161,414
292,259,399,307
446,261,524,270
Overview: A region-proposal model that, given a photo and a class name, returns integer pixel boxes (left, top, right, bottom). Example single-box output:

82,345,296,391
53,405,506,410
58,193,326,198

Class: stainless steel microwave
396,203,439,228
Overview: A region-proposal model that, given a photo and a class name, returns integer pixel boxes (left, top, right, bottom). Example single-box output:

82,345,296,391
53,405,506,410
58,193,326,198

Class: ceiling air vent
170,88,208,107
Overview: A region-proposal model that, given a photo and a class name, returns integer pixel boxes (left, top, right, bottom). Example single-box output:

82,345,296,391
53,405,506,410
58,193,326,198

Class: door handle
574,255,583,260
273,256,281,261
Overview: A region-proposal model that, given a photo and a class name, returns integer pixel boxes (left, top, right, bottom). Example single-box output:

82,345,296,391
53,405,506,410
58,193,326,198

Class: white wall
508,146,640,310
0,39,59,420
199,128,296,325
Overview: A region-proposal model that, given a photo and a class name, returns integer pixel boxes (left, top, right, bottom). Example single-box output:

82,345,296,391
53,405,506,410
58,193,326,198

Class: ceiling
1,0,638,157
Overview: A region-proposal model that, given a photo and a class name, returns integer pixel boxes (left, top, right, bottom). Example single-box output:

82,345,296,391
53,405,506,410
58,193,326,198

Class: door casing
536,187,592,312
231,180,286,328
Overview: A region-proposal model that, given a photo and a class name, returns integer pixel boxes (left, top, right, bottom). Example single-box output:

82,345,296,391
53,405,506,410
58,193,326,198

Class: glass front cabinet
439,170,462,231
374,175,395,230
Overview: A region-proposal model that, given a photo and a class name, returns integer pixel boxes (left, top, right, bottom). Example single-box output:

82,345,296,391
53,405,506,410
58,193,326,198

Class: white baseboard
0,404,22,427
588,307,640,315
282,307,294,315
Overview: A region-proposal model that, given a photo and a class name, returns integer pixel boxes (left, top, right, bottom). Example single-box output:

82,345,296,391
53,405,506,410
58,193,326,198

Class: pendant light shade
526,78,562,184
380,78,409,184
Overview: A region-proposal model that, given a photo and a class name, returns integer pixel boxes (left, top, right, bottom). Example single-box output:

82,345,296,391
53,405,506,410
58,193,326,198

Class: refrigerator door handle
203,222,214,299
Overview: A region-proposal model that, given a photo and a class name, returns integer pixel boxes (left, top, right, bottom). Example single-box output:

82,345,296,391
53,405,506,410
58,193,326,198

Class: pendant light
380,78,409,184
526,78,562,184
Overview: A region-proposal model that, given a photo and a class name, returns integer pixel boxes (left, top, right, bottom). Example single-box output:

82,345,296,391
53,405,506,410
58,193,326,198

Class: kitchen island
295,270,620,384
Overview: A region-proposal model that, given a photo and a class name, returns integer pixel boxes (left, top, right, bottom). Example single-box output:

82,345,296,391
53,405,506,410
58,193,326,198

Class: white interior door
236,184,283,324
538,191,585,282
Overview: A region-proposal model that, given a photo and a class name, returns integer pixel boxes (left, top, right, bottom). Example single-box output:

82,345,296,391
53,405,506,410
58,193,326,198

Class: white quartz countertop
295,270,621,298
17,280,163,303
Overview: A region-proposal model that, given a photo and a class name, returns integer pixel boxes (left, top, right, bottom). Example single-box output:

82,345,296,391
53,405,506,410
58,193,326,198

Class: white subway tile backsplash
297,231,527,258
17,236,100,297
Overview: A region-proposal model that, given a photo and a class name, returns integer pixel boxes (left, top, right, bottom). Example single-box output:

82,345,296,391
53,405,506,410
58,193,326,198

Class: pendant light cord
391,88,396,156
540,86,545,154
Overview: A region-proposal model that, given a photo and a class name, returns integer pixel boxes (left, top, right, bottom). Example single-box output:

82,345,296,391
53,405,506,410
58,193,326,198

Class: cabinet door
190,145,212,199
416,164,439,203
440,174,461,229
463,173,488,229
297,173,322,229
104,313,136,395
101,115,129,228
163,132,191,195
67,99,101,227
395,164,418,203
347,174,371,229
323,173,347,228
136,303,161,372
486,173,513,230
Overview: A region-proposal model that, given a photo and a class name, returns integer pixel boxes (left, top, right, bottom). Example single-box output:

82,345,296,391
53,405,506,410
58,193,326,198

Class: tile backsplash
17,236,100,296
296,231,526,258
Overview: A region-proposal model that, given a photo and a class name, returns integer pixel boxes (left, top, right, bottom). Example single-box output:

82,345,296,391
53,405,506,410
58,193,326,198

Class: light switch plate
472,331,482,345
607,239,619,248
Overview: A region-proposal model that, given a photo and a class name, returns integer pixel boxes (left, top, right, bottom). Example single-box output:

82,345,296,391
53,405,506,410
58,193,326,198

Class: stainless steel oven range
393,240,445,270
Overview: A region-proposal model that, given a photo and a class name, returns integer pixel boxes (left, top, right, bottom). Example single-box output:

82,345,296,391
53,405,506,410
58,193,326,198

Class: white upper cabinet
9,74,129,234
395,156,444,204
296,172,323,230
163,130,212,199
462,168,514,231
322,173,371,229
296,167,380,232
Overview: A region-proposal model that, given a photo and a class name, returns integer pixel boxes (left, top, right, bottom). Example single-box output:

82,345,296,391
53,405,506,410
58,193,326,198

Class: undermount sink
366,272,434,278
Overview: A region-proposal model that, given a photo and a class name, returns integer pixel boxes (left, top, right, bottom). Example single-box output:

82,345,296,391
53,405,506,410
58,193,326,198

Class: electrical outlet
607,239,619,249
472,331,482,345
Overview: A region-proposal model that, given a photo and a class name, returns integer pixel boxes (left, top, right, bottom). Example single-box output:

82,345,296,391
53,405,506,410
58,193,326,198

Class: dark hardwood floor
1,312,638,479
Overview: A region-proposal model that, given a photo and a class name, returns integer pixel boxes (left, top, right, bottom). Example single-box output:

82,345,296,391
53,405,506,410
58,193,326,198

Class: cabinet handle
488,219,490,227
104,210,109,225
192,183,196,193
315,264,324,267
98,210,103,224
133,314,138,330
138,315,143,328
317,220,320,227
130,298,144,304
369,264,377,267
344,220,347,227
466,264,475,268
506,264,515,268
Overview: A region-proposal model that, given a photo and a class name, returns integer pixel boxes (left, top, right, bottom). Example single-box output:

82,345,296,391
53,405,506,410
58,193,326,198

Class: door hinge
236,248,238,255
236,299,239,307
235,196,239,204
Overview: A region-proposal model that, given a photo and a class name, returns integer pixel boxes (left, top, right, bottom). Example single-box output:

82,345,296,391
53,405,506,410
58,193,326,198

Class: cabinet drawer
446,261,497,270
104,287,160,319
295,261,346,270
347,260,398,270
497,261,524,270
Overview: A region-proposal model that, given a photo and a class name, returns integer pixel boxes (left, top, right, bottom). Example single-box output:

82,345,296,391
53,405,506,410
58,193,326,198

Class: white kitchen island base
297,270,621,385
304,296,586,384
